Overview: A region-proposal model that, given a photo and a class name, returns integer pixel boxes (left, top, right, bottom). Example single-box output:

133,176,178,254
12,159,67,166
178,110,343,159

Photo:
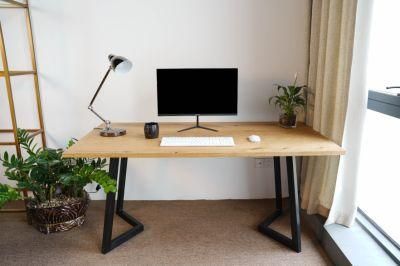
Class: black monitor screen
157,68,238,116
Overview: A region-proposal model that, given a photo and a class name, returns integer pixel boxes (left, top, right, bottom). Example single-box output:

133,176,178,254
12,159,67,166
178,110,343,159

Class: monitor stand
178,115,218,132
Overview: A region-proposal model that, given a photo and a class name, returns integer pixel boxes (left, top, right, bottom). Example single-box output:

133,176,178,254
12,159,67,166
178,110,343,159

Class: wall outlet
255,158,273,168
255,158,264,168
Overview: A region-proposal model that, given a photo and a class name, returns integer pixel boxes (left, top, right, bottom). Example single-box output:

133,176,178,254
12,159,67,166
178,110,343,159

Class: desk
64,122,345,254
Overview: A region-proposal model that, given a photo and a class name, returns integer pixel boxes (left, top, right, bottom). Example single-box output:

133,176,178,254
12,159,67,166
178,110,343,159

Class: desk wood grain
63,122,345,158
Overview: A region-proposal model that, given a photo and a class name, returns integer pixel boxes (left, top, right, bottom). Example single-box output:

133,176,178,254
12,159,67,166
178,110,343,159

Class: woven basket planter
26,192,89,234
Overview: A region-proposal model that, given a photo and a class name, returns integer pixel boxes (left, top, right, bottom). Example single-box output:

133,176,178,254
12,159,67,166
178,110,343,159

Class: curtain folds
326,0,373,226
301,0,358,220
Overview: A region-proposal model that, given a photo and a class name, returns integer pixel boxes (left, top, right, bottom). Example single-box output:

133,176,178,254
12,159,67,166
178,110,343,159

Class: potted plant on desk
269,76,307,128
0,129,117,234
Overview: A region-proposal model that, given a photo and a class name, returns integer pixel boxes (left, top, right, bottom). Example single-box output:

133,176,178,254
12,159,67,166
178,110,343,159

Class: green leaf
0,184,20,209
67,139,75,148
268,83,307,115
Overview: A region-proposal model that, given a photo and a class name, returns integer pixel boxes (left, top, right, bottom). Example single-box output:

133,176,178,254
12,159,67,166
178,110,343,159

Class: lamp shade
108,54,132,73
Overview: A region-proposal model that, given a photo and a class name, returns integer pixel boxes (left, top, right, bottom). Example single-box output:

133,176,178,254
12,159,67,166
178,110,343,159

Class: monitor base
178,115,218,132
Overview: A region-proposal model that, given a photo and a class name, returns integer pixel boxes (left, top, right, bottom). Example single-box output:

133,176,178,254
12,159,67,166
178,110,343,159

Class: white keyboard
160,137,235,147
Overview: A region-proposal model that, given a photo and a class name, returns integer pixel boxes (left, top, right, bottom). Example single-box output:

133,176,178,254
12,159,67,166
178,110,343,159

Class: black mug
144,122,159,139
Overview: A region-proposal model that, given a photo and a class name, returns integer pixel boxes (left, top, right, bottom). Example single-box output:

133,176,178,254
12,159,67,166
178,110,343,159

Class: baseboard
302,211,351,266
302,211,397,265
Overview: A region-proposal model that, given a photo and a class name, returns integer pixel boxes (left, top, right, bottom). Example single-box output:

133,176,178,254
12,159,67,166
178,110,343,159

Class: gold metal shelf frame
0,0,46,212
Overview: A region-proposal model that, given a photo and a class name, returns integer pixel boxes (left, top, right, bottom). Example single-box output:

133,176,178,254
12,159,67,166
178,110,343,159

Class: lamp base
100,128,126,137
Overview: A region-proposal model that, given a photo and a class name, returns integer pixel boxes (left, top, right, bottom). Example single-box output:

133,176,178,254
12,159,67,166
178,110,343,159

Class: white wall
0,0,310,200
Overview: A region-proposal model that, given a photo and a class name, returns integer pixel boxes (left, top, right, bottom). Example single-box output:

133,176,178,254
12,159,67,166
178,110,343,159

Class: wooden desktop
63,122,345,254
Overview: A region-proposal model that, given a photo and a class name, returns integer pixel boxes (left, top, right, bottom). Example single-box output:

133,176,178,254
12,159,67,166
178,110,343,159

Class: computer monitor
157,68,238,132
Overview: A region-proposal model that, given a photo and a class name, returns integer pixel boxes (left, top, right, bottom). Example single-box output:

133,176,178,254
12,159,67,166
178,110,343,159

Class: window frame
356,208,400,264
357,90,400,264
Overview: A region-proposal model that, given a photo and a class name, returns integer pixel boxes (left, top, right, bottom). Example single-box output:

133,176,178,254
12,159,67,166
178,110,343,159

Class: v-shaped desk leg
258,156,301,252
101,158,144,254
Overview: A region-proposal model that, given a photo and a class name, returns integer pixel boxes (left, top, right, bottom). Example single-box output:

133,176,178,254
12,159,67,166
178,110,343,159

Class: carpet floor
0,199,331,265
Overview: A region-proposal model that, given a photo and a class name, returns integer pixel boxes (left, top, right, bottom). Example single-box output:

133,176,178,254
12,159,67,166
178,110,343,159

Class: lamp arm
88,67,112,129
88,106,111,129
89,67,111,106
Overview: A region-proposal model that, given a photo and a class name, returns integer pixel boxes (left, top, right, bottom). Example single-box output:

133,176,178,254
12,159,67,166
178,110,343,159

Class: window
358,0,400,249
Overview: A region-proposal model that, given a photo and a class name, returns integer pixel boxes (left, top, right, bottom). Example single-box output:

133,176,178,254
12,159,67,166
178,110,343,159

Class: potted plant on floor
269,76,307,128
0,129,117,234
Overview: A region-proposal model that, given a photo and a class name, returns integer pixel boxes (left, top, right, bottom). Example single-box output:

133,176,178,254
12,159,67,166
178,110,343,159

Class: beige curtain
301,0,358,217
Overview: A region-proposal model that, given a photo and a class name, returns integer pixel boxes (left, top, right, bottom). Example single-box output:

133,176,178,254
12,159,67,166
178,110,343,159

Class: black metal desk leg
102,158,119,253
116,158,127,213
273,157,282,212
258,156,301,253
101,158,144,254
286,156,301,252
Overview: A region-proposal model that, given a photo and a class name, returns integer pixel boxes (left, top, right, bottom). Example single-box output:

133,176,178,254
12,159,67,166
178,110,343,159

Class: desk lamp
88,54,132,137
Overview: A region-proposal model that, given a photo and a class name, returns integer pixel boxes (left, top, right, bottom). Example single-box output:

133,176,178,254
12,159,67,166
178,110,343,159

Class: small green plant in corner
269,75,307,128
